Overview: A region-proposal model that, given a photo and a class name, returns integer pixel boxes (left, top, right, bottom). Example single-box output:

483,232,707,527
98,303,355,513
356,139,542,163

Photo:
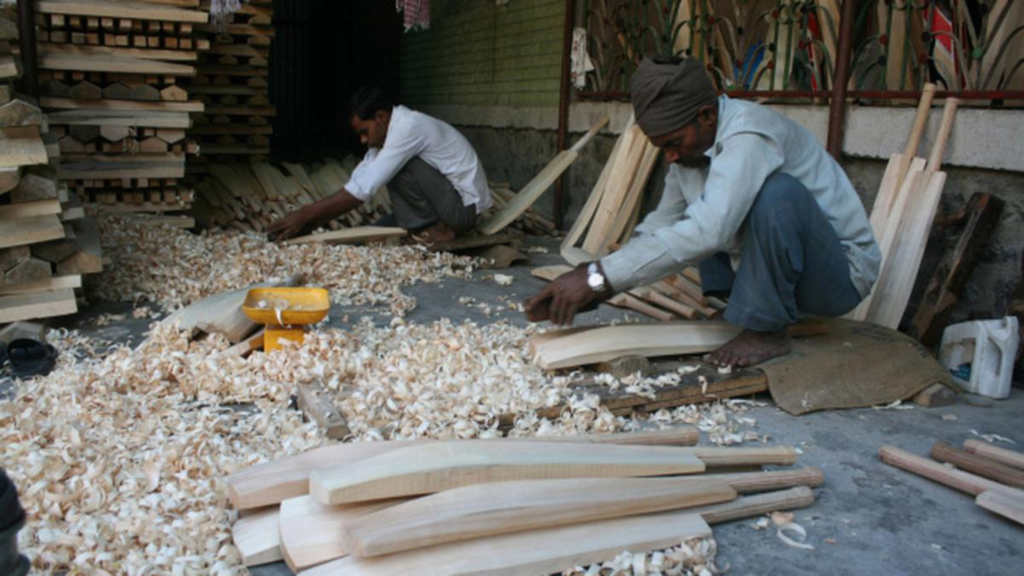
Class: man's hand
267,207,315,242
523,264,610,326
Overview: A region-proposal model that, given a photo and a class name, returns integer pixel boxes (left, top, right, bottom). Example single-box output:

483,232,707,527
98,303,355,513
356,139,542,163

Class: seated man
525,56,881,367
268,88,492,243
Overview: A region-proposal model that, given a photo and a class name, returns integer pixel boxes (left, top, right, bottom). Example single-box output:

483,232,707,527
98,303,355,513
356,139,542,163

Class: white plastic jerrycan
939,317,1020,399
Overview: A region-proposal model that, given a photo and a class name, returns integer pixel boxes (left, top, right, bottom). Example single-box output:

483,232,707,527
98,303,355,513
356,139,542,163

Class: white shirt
601,95,881,298
344,105,493,213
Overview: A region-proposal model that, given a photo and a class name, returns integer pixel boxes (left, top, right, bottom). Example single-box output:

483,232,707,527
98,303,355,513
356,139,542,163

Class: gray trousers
699,173,863,332
386,157,477,233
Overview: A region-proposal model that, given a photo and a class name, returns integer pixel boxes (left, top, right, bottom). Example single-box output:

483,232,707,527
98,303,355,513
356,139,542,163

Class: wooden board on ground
309,441,706,505
477,117,608,235
226,429,700,510
0,215,65,249
428,230,521,253
532,321,744,370
303,511,710,576
0,289,77,323
0,126,48,167
285,226,406,246
279,496,401,572
296,383,350,440
879,445,1024,497
232,507,282,567
165,274,300,342
343,478,735,558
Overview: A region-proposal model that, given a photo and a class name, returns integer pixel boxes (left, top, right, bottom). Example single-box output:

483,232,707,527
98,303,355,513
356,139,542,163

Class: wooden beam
0,199,62,219
478,117,607,235
231,507,282,567
226,429,701,510
0,274,81,296
46,109,191,128
343,478,734,558
36,1,208,23
39,52,195,76
0,126,48,167
309,442,705,505
303,511,709,576
41,96,203,112
38,42,197,62
0,215,65,249
0,288,77,323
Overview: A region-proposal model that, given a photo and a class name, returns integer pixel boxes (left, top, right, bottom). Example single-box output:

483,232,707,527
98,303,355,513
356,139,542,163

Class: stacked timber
533,264,725,322
225,429,823,571
33,0,209,213
1,10,100,323
188,0,275,168
193,158,556,237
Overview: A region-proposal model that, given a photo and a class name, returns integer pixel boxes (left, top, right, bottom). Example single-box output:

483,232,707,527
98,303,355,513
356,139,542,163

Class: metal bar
554,0,576,231
17,0,39,97
827,0,858,159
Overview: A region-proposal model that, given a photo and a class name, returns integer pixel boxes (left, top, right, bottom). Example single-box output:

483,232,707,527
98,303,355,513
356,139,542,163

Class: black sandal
5,339,58,378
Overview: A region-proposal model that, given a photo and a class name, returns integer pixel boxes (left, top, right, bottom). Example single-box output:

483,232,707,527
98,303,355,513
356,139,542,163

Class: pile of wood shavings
564,536,720,575
0,326,320,573
0,317,759,572
94,216,476,316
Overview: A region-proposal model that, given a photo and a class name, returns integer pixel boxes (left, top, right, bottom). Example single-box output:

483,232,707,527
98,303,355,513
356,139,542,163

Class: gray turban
631,56,717,136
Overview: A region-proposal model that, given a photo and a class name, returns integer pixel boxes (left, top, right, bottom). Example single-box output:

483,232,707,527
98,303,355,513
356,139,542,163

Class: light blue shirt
601,95,881,298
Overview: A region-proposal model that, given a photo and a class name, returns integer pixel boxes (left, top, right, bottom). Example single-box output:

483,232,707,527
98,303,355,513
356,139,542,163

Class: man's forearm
303,188,363,228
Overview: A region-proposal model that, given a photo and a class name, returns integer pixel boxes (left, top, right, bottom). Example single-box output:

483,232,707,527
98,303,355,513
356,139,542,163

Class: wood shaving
770,511,795,526
493,274,514,286
969,429,1015,444
95,216,476,317
563,536,719,576
777,522,815,550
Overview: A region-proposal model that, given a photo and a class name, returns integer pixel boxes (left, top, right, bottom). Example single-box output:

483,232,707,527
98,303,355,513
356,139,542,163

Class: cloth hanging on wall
210,0,242,30
571,27,594,90
397,0,431,32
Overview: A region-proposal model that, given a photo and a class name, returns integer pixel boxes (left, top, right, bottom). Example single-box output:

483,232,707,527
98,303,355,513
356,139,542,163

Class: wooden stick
704,467,824,493
879,445,1024,497
694,486,816,524
933,442,1024,488
613,291,678,322
963,439,1024,471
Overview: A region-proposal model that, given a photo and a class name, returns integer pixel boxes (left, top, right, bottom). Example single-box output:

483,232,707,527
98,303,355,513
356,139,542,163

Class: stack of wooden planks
191,158,391,233
192,158,558,237
225,429,823,572
849,86,961,330
187,0,275,168
881,439,1024,526
561,116,659,266
34,0,208,213
532,263,725,322
1,11,102,323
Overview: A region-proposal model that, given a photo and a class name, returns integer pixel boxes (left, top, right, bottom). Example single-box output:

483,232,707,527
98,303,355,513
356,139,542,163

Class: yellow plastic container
242,287,330,326
242,287,331,352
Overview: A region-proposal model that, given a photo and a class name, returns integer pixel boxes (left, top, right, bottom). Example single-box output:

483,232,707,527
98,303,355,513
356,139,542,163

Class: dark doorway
270,0,402,161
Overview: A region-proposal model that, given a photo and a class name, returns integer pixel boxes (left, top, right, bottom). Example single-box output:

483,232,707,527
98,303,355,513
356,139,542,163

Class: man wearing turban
525,56,880,367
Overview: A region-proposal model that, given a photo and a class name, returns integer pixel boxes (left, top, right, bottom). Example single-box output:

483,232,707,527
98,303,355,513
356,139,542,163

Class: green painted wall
400,0,565,108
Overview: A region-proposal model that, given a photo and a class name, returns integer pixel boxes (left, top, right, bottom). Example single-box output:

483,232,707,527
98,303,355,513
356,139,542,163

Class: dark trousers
699,173,863,332
387,157,477,233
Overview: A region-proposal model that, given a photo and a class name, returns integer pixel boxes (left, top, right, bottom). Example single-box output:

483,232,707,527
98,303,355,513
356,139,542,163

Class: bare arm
267,188,364,242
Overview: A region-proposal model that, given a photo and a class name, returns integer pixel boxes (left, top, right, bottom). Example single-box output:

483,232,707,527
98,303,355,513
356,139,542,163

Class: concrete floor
7,235,1023,575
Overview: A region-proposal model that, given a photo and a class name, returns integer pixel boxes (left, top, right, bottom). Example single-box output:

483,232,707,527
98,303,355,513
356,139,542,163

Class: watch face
588,273,604,290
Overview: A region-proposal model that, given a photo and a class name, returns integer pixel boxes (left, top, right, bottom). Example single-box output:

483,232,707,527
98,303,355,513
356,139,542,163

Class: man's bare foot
705,329,792,367
411,222,456,246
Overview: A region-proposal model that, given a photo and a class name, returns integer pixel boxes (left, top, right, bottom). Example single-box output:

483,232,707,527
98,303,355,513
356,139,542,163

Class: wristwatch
586,262,606,294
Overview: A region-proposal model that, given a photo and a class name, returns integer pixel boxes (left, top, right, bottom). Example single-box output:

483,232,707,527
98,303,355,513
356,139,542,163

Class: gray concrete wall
449,104,1024,327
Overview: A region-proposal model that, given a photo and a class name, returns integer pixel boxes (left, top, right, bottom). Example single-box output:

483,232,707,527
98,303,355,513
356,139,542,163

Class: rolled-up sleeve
601,132,784,292
344,125,426,201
